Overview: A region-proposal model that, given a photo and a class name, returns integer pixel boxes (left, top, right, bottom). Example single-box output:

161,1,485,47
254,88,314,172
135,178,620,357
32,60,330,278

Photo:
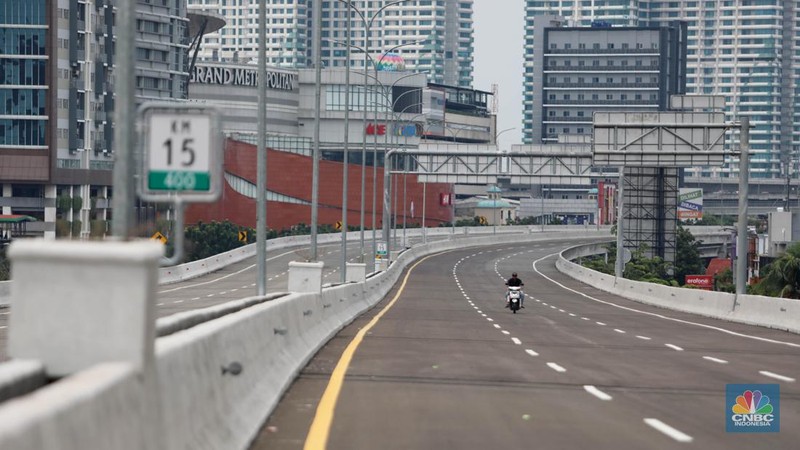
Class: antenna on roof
491,83,499,115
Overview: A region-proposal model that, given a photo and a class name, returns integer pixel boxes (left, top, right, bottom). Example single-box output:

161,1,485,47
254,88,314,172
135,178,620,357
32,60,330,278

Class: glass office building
0,0,190,239
0,0,47,149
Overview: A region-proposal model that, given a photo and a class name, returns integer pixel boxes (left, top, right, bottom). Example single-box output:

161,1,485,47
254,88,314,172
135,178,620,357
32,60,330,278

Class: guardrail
556,239,800,335
0,224,578,306
0,227,610,450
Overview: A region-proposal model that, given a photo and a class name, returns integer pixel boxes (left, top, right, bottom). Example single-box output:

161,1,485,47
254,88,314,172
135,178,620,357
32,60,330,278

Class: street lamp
333,0,420,268
441,126,468,236
495,127,517,148
378,106,425,252
339,1,352,283
487,184,500,235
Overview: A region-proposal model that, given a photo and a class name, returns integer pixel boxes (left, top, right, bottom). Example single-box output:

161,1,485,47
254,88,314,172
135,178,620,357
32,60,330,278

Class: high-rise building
0,0,189,239
187,0,474,87
524,16,687,144
523,1,796,181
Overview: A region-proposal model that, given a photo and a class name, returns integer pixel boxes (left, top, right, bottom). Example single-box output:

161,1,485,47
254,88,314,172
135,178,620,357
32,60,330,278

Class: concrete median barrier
558,241,800,334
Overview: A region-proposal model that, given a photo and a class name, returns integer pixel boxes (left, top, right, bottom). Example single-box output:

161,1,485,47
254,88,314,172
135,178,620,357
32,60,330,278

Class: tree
623,244,676,286
184,221,254,261
750,242,800,298
581,243,615,275
714,268,735,293
674,225,703,285
690,214,735,227
0,246,9,281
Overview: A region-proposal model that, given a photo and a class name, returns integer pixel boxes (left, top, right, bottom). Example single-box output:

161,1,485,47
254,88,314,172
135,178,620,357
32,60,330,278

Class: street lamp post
334,0,416,265
309,0,323,261
327,7,424,266
385,107,425,251
495,127,517,148
357,86,424,249
340,1,352,283
256,0,268,294
443,127,466,236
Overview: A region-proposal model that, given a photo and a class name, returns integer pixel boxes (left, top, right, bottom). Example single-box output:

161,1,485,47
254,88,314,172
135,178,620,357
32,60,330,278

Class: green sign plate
148,171,211,191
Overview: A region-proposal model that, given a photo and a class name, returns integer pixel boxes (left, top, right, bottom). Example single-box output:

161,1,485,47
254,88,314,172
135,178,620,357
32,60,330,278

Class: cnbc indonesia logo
727,385,780,433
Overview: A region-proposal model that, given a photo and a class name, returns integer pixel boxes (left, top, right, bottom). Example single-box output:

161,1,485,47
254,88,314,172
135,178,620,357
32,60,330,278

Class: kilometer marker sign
140,104,221,203
148,115,211,191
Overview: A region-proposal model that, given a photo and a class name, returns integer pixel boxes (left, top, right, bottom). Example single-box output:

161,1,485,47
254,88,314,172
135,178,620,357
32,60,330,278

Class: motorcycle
507,286,522,313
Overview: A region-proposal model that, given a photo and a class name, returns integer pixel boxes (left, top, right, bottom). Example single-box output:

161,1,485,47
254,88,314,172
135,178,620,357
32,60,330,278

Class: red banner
685,275,713,290
440,193,453,206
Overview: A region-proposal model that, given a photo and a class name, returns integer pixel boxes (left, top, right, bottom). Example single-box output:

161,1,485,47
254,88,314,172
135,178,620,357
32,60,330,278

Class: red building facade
185,139,453,231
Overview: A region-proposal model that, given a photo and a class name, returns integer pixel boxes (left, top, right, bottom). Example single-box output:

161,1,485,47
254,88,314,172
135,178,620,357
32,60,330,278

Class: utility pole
256,0,268,295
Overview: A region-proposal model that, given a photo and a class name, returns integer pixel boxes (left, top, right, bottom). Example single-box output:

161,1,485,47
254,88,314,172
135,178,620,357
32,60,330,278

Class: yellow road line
303,253,438,450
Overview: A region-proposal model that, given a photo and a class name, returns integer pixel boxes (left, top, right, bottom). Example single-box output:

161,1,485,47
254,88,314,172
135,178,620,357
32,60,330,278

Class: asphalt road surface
252,240,800,449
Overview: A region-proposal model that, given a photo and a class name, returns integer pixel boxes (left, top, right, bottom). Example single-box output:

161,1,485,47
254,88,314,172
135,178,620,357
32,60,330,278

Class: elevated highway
0,226,793,450
253,240,798,449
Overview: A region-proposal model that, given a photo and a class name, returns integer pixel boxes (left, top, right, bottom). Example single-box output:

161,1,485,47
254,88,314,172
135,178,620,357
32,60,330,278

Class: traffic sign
335,221,342,231
151,231,167,244
139,103,222,203
375,241,388,259
238,230,248,242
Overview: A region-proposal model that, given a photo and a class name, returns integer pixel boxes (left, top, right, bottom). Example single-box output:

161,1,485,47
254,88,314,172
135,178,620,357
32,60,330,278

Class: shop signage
191,65,297,91
685,274,713,290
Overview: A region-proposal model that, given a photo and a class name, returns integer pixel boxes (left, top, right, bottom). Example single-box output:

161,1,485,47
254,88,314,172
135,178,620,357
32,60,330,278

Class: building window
325,85,390,112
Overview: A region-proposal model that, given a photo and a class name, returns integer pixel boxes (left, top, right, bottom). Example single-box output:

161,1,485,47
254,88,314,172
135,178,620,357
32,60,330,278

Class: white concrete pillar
288,261,325,293
345,262,366,283
2,183,11,215
7,239,162,377
100,186,109,223
374,259,389,272
43,184,57,240
80,184,91,239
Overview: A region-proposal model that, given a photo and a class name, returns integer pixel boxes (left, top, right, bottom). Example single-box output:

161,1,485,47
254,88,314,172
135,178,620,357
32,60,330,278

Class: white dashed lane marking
525,349,539,357
636,335,652,341
584,385,613,401
702,356,728,364
665,344,684,351
546,362,566,373
759,370,796,382
644,418,693,443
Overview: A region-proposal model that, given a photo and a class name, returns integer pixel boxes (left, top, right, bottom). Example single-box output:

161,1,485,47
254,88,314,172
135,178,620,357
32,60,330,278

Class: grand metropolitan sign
191,65,297,91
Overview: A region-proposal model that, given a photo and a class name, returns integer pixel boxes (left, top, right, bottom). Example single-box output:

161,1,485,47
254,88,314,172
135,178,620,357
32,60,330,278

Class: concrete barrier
0,360,45,404
0,228,610,450
0,363,159,449
557,241,800,334
0,225,597,306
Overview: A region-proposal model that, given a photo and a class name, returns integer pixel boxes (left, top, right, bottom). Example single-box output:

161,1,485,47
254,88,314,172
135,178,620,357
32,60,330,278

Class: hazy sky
472,0,525,150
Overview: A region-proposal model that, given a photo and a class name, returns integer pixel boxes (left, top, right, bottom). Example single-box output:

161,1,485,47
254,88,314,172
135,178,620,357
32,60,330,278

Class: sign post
139,103,222,265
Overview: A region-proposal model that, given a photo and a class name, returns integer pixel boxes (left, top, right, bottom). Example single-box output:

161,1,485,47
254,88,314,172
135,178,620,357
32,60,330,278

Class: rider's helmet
512,272,518,277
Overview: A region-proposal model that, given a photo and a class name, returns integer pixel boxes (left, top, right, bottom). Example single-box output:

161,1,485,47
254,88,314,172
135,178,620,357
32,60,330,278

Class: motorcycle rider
505,272,525,308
